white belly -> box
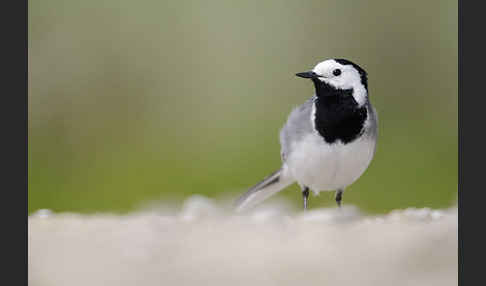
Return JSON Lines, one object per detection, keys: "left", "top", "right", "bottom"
{"left": 285, "top": 132, "right": 375, "bottom": 194}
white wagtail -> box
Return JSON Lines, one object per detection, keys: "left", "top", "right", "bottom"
{"left": 235, "top": 58, "right": 378, "bottom": 211}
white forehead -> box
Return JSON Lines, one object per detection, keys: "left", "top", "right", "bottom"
{"left": 311, "top": 59, "right": 367, "bottom": 106}
{"left": 312, "top": 59, "right": 346, "bottom": 75}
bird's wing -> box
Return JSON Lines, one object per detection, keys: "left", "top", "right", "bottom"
{"left": 367, "top": 103, "right": 378, "bottom": 139}
{"left": 279, "top": 96, "right": 315, "bottom": 163}
{"left": 366, "top": 103, "right": 379, "bottom": 156}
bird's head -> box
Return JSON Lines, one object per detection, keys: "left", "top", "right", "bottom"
{"left": 296, "top": 59, "right": 368, "bottom": 106}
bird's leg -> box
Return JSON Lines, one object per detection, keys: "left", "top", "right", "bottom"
{"left": 302, "top": 187, "right": 310, "bottom": 210}
{"left": 335, "top": 189, "right": 343, "bottom": 208}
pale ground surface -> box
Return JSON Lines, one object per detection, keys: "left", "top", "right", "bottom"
{"left": 29, "top": 196, "right": 457, "bottom": 286}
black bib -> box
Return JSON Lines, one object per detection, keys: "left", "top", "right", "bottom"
{"left": 312, "top": 80, "right": 367, "bottom": 144}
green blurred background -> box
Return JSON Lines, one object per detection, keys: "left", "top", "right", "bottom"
{"left": 28, "top": 0, "right": 457, "bottom": 214}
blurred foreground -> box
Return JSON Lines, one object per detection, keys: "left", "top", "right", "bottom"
{"left": 29, "top": 195, "right": 457, "bottom": 286}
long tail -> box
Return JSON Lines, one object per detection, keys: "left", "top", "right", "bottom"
{"left": 234, "top": 168, "right": 294, "bottom": 212}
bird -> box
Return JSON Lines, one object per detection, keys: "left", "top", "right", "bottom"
{"left": 235, "top": 58, "right": 378, "bottom": 211}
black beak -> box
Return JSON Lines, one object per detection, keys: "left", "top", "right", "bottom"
{"left": 295, "top": 71, "right": 319, "bottom": 79}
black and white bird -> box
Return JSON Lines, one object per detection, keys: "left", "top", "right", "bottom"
{"left": 235, "top": 58, "right": 378, "bottom": 211}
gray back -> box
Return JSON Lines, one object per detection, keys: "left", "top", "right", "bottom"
{"left": 279, "top": 96, "right": 315, "bottom": 162}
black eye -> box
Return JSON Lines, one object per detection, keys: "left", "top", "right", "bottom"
{"left": 333, "top": 69, "right": 342, "bottom": 76}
